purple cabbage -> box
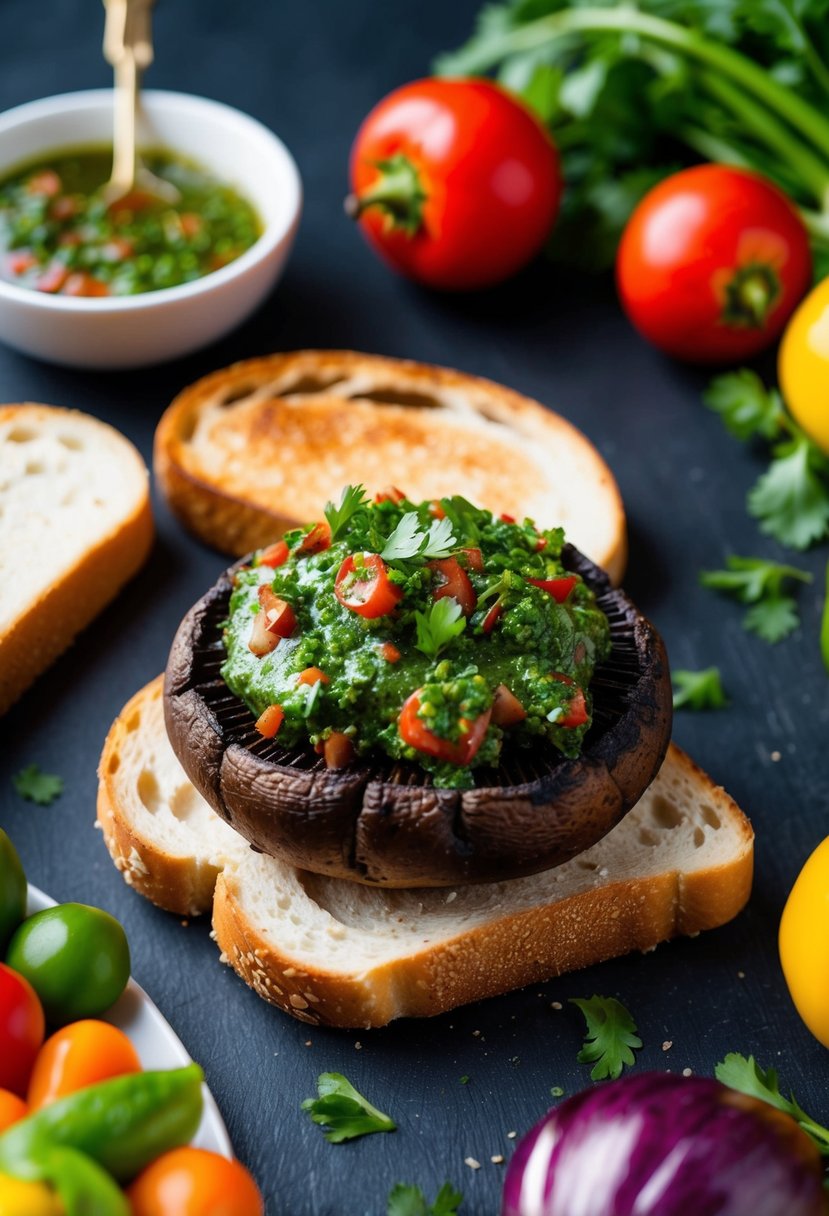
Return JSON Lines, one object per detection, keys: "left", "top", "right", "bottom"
{"left": 502, "top": 1073, "right": 826, "bottom": 1216}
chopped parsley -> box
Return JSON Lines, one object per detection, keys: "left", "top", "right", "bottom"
{"left": 672, "top": 668, "right": 729, "bottom": 711}
{"left": 703, "top": 371, "right": 786, "bottom": 443}
{"left": 324, "top": 484, "right": 369, "bottom": 541}
{"left": 301, "top": 1073, "right": 396, "bottom": 1143}
{"left": 12, "top": 764, "right": 64, "bottom": 806}
{"left": 700, "top": 556, "right": 812, "bottom": 643}
{"left": 387, "top": 1183, "right": 464, "bottom": 1216}
{"left": 715, "top": 1054, "right": 829, "bottom": 1156}
{"left": 381, "top": 513, "right": 456, "bottom": 562}
{"left": 571, "top": 995, "right": 642, "bottom": 1081}
{"left": 414, "top": 598, "right": 467, "bottom": 660}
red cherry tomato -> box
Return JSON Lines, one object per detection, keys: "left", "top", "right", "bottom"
{"left": 482, "top": 600, "right": 503, "bottom": 634}
{"left": 258, "top": 540, "right": 289, "bottom": 568}
{"left": 377, "top": 642, "right": 401, "bottom": 663}
{"left": 398, "top": 690, "right": 491, "bottom": 766}
{"left": 62, "top": 272, "right": 110, "bottom": 297}
{"left": 257, "top": 585, "right": 296, "bottom": 638}
{"left": 460, "top": 547, "right": 484, "bottom": 573}
{"left": 527, "top": 576, "right": 577, "bottom": 603}
{"left": 550, "top": 673, "right": 589, "bottom": 729}
{"left": 349, "top": 78, "right": 561, "bottom": 290}
{"left": 296, "top": 522, "right": 331, "bottom": 555}
{"left": 491, "top": 684, "right": 527, "bottom": 728}
{"left": 617, "top": 165, "right": 812, "bottom": 363}
{"left": 0, "top": 964, "right": 45, "bottom": 1096}
{"left": 428, "top": 557, "right": 476, "bottom": 616}
{"left": 335, "top": 554, "right": 403, "bottom": 618}
{"left": 128, "top": 1147, "right": 264, "bottom": 1216}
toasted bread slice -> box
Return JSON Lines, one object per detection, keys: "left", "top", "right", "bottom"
{"left": 98, "top": 678, "right": 753, "bottom": 1029}
{"left": 155, "top": 351, "right": 627, "bottom": 583}
{"left": 0, "top": 405, "right": 153, "bottom": 715}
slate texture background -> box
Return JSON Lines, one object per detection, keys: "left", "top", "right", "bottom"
{"left": 1, "top": 1, "right": 828, "bottom": 1213}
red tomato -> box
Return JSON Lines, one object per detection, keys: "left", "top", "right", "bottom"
{"left": 334, "top": 554, "right": 403, "bottom": 618}
{"left": 0, "top": 1088, "right": 28, "bottom": 1132}
{"left": 128, "top": 1147, "right": 264, "bottom": 1216}
{"left": 491, "top": 684, "right": 527, "bottom": 728}
{"left": 257, "top": 586, "right": 296, "bottom": 637}
{"left": 62, "top": 273, "right": 109, "bottom": 298}
{"left": 348, "top": 78, "right": 561, "bottom": 290}
{"left": 482, "top": 600, "right": 503, "bottom": 634}
{"left": 0, "top": 964, "right": 45, "bottom": 1097}
{"left": 617, "top": 165, "right": 812, "bottom": 363}
{"left": 398, "top": 690, "right": 491, "bottom": 766}
{"left": 258, "top": 540, "right": 289, "bottom": 568}
{"left": 296, "top": 667, "right": 329, "bottom": 686}
{"left": 527, "top": 576, "right": 577, "bottom": 603}
{"left": 35, "top": 263, "right": 69, "bottom": 294}
{"left": 254, "top": 705, "right": 284, "bottom": 739}
{"left": 460, "top": 547, "right": 484, "bottom": 573}
{"left": 374, "top": 486, "right": 406, "bottom": 504}
{"left": 27, "top": 1019, "right": 140, "bottom": 1110}
{"left": 6, "top": 250, "right": 38, "bottom": 276}
{"left": 428, "top": 557, "right": 476, "bottom": 616}
{"left": 296, "top": 522, "right": 331, "bottom": 555}
{"left": 27, "top": 170, "right": 61, "bottom": 197}
{"left": 550, "top": 673, "right": 589, "bottom": 729}
{"left": 323, "top": 732, "right": 355, "bottom": 769}
{"left": 377, "top": 642, "right": 401, "bottom": 663}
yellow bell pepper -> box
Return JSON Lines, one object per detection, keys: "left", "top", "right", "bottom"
{"left": 780, "top": 835, "right": 829, "bottom": 1048}
{"left": 779, "top": 276, "right": 829, "bottom": 455}
{"left": 0, "top": 1173, "right": 63, "bottom": 1216}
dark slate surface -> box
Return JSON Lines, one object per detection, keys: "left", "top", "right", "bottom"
{"left": 1, "top": 1, "right": 828, "bottom": 1212}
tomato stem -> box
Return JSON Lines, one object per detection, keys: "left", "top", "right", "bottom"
{"left": 345, "top": 154, "right": 427, "bottom": 236}
{"left": 721, "top": 264, "right": 780, "bottom": 329}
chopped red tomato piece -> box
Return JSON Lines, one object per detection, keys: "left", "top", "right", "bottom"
{"left": 550, "top": 673, "right": 589, "bottom": 728}
{"left": 428, "top": 557, "right": 476, "bottom": 616}
{"left": 374, "top": 486, "right": 406, "bottom": 504}
{"left": 335, "top": 553, "right": 403, "bottom": 618}
{"left": 296, "top": 522, "right": 331, "bottom": 555}
{"left": 57, "top": 231, "right": 83, "bottom": 248}
{"left": 398, "top": 689, "right": 491, "bottom": 766}
{"left": 460, "top": 547, "right": 484, "bottom": 573}
{"left": 255, "top": 705, "right": 284, "bottom": 738}
{"left": 324, "top": 732, "right": 355, "bottom": 768}
{"left": 49, "top": 196, "right": 79, "bottom": 222}
{"left": 248, "top": 612, "right": 280, "bottom": 657}
{"left": 100, "top": 237, "right": 134, "bottom": 262}
{"left": 297, "top": 667, "right": 330, "bottom": 686}
{"left": 27, "top": 170, "right": 61, "bottom": 197}
{"left": 428, "top": 500, "right": 446, "bottom": 519}
{"left": 378, "top": 642, "right": 401, "bottom": 663}
{"left": 535, "top": 535, "right": 547, "bottom": 552}
{"left": 491, "top": 684, "right": 527, "bottom": 727}
{"left": 62, "top": 273, "right": 109, "bottom": 298}
{"left": 528, "top": 576, "right": 578, "bottom": 603}
{"left": 499, "top": 512, "right": 516, "bottom": 524}
{"left": 258, "top": 585, "right": 296, "bottom": 637}
{"left": 6, "top": 250, "right": 38, "bottom": 276}
{"left": 482, "top": 601, "right": 503, "bottom": 634}
{"left": 35, "top": 263, "right": 69, "bottom": 294}
{"left": 258, "top": 540, "right": 290, "bottom": 568}
{"left": 107, "top": 190, "right": 154, "bottom": 216}
{"left": 180, "top": 212, "right": 203, "bottom": 238}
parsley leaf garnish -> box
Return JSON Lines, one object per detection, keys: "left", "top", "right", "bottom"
{"left": 381, "top": 512, "right": 457, "bottom": 561}
{"left": 571, "top": 995, "right": 642, "bottom": 1081}
{"left": 414, "top": 598, "right": 467, "bottom": 660}
{"left": 704, "top": 371, "right": 786, "bottom": 443}
{"left": 700, "top": 555, "right": 811, "bottom": 643}
{"left": 715, "top": 1054, "right": 829, "bottom": 1157}
{"left": 748, "top": 435, "right": 829, "bottom": 550}
{"left": 324, "top": 484, "right": 369, "bottom": 542}
{"left": 12, "top": 764, "right": 64, "bottom": 806}
{"left": 672, "top": 667, "right": 729, "bottom": 711}
{"left": 301, "top": 1073, "right": 396, "bottom": 1143}
{"left": 387, "top": 1182, "right": 463, "bottom": 1216}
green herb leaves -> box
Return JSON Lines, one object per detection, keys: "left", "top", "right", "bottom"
{"left": 12, "top": 764, "right": 64, "bottom": 806}
{"left": 387, "top": 1183, "right": 464, "bottom": 1216}
{"left": 571, "top": 995, "right": 642, "bottom": 1081}
{"left": 324, "top": 484, "right": 369, "bottom": 542}
{"left": 672, "top": 667, "right": 729, "bottom": 711}
{"left": 381, "top": 513, "right": 456, "bottom": 562}
{"left": 821, "top": 560, "right": 829, "bottom": 673}
{"left": 715, "top": 1053, "right": 829, "bottom": 1156}
{"left": 700, "top": 555, "right": 812, "bottom": 642}
{"left": 703, "top": 370, "right": 785, "bottom": 443}
{"left": 301, "top": 1073, "right": 396, "bottom": 1143}
{"left": 414, "top": 598, "right": 467, "bottom": 660}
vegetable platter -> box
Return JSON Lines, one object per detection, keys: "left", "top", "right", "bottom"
{"left": 2, "top": 0, "right": 829, "bottom": 1213}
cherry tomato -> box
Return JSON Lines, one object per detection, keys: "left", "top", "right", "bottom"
{"left": 257, "top": 540, "right": 289, "bottom": 568}
{"left": 491, "top": 684, "right": 527, "bottom": 728}
{"left": 0, "top": 964, "right": 45, "bottom": 1096}
{"left": 550, "top": 673, "right": 589, "bottom": 729}
{"left": 61, "top": 273, "right": 109, "bottom": 297}
{"left": 617, "top": 166, "right": 811, "bottom": 363}
{"left": 27, "top": 1019, "right": 140, "bottom": 1110}
{"left": 399, "top": 690, "right": 491, "bottom": 766}
{"left": 377, "top": 642, "right": 401, "bottom": 663}
{"left": 257, "top": 585, "right": 296, "bottom": 637}
{"left": 527, "top": 576, "right": 577, "bottom": 602}
{"left": 295, "top": 522, "right": 330, "bottom": 555}
{"left": 335, "top": 554, "right": 403, "bottom": 618}
{"left": 779, "top": 277, "right": 829, "bottom": 455}
{"left": 482, "top": 600, "right": 503, "bottom": 634}
{"left": 348, "top": 78, "right": 561, "bottom": 290}
{"left": 0, "top": 1089, "right": 28, "bottom": 1132}
{"left": 428, "top": 557, "right": 476, "bottom": 616}
{"left": 374, "top": 486, "right": 406, "bottom": 504}
{"left": 460, "top": 547, "right": 484, "bottom": 573}
{"left": 128, "top": 1147, "right": 264, "bottom": 1216}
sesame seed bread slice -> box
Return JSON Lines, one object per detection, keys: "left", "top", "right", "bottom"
{"left": 154, "top": 351, "right": 627, "bottom": 584}
{"left": 98, "top": 677, "right": 753, "bottom": 1029}
{"left": 0, "top": 405, "right": 153, "bottom": 715}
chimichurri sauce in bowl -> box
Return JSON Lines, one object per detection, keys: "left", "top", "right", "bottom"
{"left": 0, "top": 147, "right": 261, "bottom": 297}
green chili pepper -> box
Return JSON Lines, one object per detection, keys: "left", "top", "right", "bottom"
{"left": 6, "top": 1145, "right": 129, "bottom": 1216}
{"left": 821, "top": 560, "right": 829, "bottom": 675}
{"left": 0, "top": 1065, "right": 203, "bottom": 1183}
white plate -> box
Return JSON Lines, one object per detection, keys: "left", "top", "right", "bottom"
{"left": 26, "top": 885, "right": 232, "bottom": 1157}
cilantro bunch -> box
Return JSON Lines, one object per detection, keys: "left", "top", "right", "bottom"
{"left": 437, "top": 1, "right": 829, "bottom": 272}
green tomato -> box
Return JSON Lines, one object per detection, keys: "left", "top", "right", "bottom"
{"left": 0, "top": 830, "right": 27, "bottom": 955}
{"left": 6, "top": 904, "right": 130, "bottom": 1026}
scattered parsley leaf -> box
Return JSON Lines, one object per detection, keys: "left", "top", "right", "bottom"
{"left": 324, "top": 484, "right": 369, "bottom": 542}
{"left": 550, "top": 1085, "right": 565, "bottom": 1097}
{"left": 381, "top": 512, "right": 424, "bottom": 560}
{"left": 459, "top": 1075, "right": 470, "bottom": 1085}
{"left": 301, "top": 1073, "right": 396, "bottom": 1143}
{"left": 414, "top": 598, "right": 467, "bottom": 660}
{"left": 821, "top": 560, "right": 829, "bottom": 674}
{"left": 703, "top": 371, "right": 786, "bottom": 442}
{"left": 743, "top": 595, "right": 800, "bottom": 643}
{"left": 422, "top": 515, "right": 457, "bottom": 559}
{"left": 387, "top": 1182, "right": 463, "bottom": 1216}
{"left": 571, "top": 995, "right": 642, "bottom": 1081}
{"left": 700, "top": 555, "right": 811, "bottom": 643}
{"left": 715, "top": 1053, "right": 829, "bottom": 1156}
{"left": 672, "top": 667, "right": 729, "bottom": 711}
{"left": 748, "top": 436, "right": 829, "bottom": 550}
{"left": 12, "top": 764, "right": 64, "bottom": 806}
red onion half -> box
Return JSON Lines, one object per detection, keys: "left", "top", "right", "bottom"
{"left": 502, "top": 1073, "right": 826, "bottom": 1216}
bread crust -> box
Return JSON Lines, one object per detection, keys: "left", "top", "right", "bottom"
{"left": 0, "top": 405, "right": 153, "bottom": 715}
{"left": 154, "top": 350, "right": 628, "bottom": 584}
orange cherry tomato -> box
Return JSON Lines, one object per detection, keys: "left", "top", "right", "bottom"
{"left": 0, "top": 963, "right": 45, "bottom": 1096}
{"left": 398, "top": 689, "right": 491, "bottom": 766}
{"left": 297, "top": 666, "right": 330, "bottom": 686}
{"left": 128, "top": 1147, "right": 264, "bottom": 1216}
{"left": 27, "top": 1019, "right": 140, "bottom": 1110}
{"left": 0, "top": 1088, "right": 28, "bottom": 1131}
{"left": 335, "top": 553, "right": 403, "bottom": 618}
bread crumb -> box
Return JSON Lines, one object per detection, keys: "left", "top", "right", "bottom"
{"left": 491, "top": 1155, "right": 504, "bottom": 1165}
{"left": 551, "top": 1001, "right": 563, "bottom": 1011}
{"left": 682, "top": 1068, "right": 692, "bottom": 1077}
{"left": 472, "top": 1029, "right": 481, "bottom": 1037}
{"left": 507, "top": 1132, "right": 517, "bottom": 1140}
{"left": 305, "top": 1040, "right": 312, "bottom": 1047}
{"left": 464, "top": 1158, "right": 481, "bottom": 1171}
{"left": 446, "top": 891, "right": 457, "bottom": 903}
{"left": 662, "top": 1041, "right": 672, "bottom": 1051}
{"left": 180, "top": 920, "right": 189, "bottom": 927}
{"left": 737, "top": 970, "right": 746, "bottom": 979}
{"left": 770, "top": 750, "right": 781, "bottom": 762}
{"left": 355, "top": 1041, "right": 362, "bottom": 1050}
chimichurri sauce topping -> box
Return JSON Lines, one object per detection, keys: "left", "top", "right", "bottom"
{"left": 0, "top": 148, "right": 260, "bottom": 297}
{"left": 221, "top": 488, "right": 612, "bottom": 790}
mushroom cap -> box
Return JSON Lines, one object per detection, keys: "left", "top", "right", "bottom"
{"left": 164, "top": 546, "right": 672, "bottom": 887}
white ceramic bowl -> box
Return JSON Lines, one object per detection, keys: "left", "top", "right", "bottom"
{"left": 0, "top": 90, "right": 302, "bottom": 368}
